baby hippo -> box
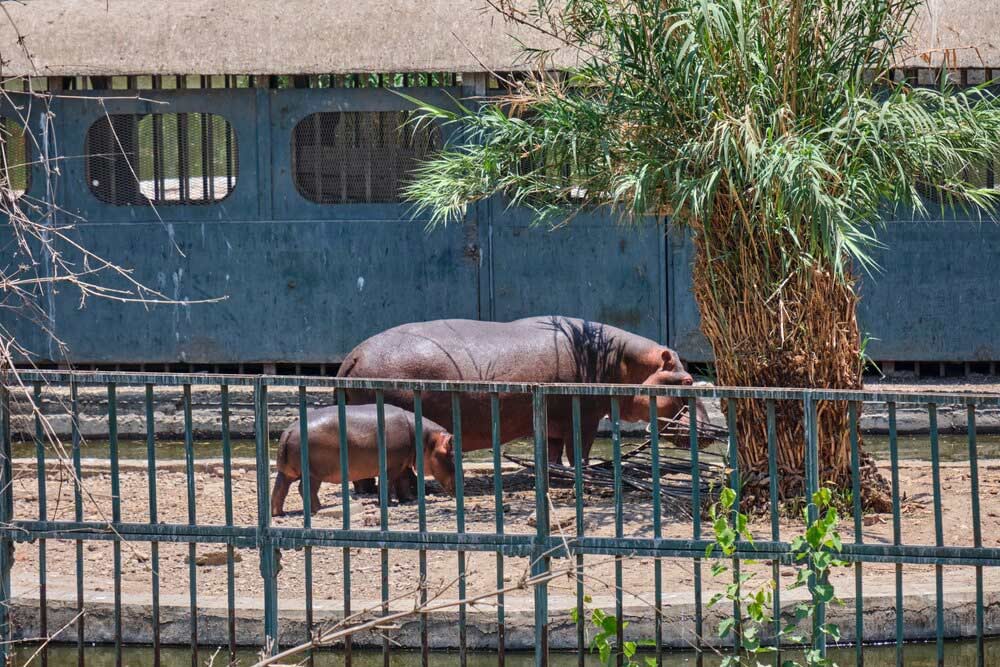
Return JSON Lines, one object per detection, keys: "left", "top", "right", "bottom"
{"left": 270, "top": 404, "right": 455, "bottom": 517}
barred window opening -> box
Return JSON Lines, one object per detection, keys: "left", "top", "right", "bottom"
{"left": 0, "top": 117, "right": 30, "bottom": 201}
{"left": 292, "top": 111, "right": 442, "bottom": 204}
{"left": 85, "top": 112, "right": 238, "bottom": 206}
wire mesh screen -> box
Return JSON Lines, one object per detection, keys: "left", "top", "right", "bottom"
{"left": 292, "top": 111, "right": 442, "bottom": 204}
{"left": 0, "top": 116, "right": 30, "bottom": 200}
{"left": 85, "top": 113, "right": 239, "bottom": 206}
{"left": 915, "top": 160, "right": 996, "bottom": 204}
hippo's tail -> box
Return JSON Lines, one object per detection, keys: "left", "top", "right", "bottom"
{"left": 336, "top": 353, "right": 363, "bottom": 404}
{"left": 337, "top": 354, "right": 360, "bottom": 379}
{"left": 275, "top": 426, "right": 293, "bottom": 471}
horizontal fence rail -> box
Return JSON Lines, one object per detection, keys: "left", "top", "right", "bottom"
{"left": 0, "top": 370, "right": 997, "bottom": 667}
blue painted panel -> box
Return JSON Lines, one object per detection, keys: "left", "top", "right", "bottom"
{"left": 269, "top": 87, "right": 463, "bottom": 221}
{"left": 41, "top": 218, "right": 479, "bottom": 364}
{"left": 0, "top": 93, "right": 60, "bottom": 361}
{"left": 489, "top": 202, "right": 666, "bottom": 342}
{"left": 4, "top": 87, "right": 482, "bottom": 365}
{"left": 53, "top": 90, "right": 261, "bottom": 224}
{"left": 667, "top": 220, "right": 1000, "bottom": 362}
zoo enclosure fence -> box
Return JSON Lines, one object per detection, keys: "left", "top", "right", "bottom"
{"left": 0, "top": 371, "right": 997, "bottom": 667}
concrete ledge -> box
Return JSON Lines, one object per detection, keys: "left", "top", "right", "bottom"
{"left": 10, "top": 580, "right": 1000, "bottom": 649}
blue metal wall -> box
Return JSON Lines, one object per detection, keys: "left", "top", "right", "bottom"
{"left": 667, "top": 218, "right": 1000, "bottom": 362}
{"left": 2, "top": 87, "right": 998, "bottom": 365}
{"left": 1, "top": 87, "right": 664, "bottom": 365}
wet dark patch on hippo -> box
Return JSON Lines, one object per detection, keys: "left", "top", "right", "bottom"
{"left": 537, "top": 317, "right": 627, "bottom": 383}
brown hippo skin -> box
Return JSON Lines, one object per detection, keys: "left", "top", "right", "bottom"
{"left": 270, "top": 404, "right": 455, "bottom": 517}
{"left": 338, "top": 316, "right": 705, "bottom": 472}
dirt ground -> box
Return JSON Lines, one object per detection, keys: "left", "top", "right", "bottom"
{"left": 9, "top": 455, "right": 1000, "bottom": 610}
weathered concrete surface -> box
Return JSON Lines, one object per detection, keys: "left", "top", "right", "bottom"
{"left": 8, "top": 382, "right": 1000, "bottom": 443}
{"left": 9, "top": 580, "right": 1000, "bottom": 649}
{"left": 0, "top": 0, "right": 994, "bottom": 77}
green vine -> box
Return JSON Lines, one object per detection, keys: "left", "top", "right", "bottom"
{"left": 573, "top": 485, "right": 846, "bottom": 666}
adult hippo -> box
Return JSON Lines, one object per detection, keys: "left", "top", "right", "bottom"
{"left": 337, "top": 316, "right": 706, "bottom": 473}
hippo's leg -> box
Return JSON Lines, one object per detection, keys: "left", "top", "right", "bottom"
{"left": 298, "top": 476, "right": 322, "bottom": 514}
{"left": 576, "top": 414, "right": 603, "bottom": 465}
{"left": 271, "top": 470, "right": 294, "bottom": 517}
{"left": 353, "top": 478, "right": 378, "bottom": 495}
{"left": 547, "top": 437, "right": 565, "bottom": 466}
{"left": 392, "top": 468, "right": 418, "bottom": 503}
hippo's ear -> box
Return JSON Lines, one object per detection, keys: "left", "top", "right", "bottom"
{"left": 660, "top": 349, "right": 675, "bottom": 370}
{"left": 432, "top": 432, "right": 454, "bottom": 455}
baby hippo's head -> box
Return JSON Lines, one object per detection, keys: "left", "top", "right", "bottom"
{"left": 423, "top": 429, "right": 456, "bottom": 495}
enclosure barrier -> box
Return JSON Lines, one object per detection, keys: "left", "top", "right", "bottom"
{"left": 0, "top": 371, "right": 998, "bottom": 667}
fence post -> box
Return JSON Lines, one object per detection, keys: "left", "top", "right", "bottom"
{"left": 0, "top": 386, "right": 11, "bottom": 667}
{"left": 254, "top": 379, "right": 279, "bottom": 652}
{"left": 531, "top": 386, "right": 549, "bottom": 667}
{"left": 803, "top": 393, "right": 825, "bottom": 657}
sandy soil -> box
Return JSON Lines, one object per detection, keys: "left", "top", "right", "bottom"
{"left": 9, "top": 456, "right": 1000, "bottom": 609}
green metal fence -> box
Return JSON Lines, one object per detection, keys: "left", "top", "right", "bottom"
{"left": 0, "top": 371, "right": 998, "bottom": 667}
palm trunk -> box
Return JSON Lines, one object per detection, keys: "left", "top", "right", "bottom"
{"left": 690, "top": 201, "right": 889, "bottom": 508}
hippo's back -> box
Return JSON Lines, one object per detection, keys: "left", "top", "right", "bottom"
{"left": 339, "top": 316, "right": 643, "bottom": 384}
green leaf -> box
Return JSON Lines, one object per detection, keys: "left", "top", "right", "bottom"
{"left": 601, "top": 615, "right": 619, "bottom": 634}
{"left": 814, "top": 582, "right": 835, "bottom": 603}
{"left": 821, "top": 623, "right": 842, "bottom": 641}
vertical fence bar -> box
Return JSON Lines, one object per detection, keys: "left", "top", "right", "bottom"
{"left": 255, "top": 380, "right": 279, "bottom": 653}
{"left": 107, "top": 382, "right": 123, "bottom": 667}
{"left": 849, "top": 401, "right": 863, "bottom": 666}
{"left": 649, "top": 397, "right": 663, "bottom": 665}
{"left": 928, "top": 403, "right": 944, "bottom": 667}
{"left": 221, "top": 385, "right": 236, "bottom": 666}
{"left": 336, "top": 387, "right": 352, "bottom": 667}
{"left": 888, "top": 402, "right": 903, "bottom": 667}
{"left": 688, "top": 397, "right": 703, "bottom": 667}
{"left": 804, "top": 395, "right": 824, "bottom": 658}
{"left": 73, "top": 382, "right": 85, "bottom": 667}
{"left": 375, "top": 390, "right": 390, "bottom": 667}
{"left": 298, "top": 386, "right": 314, "bottom": 666}
{"left": 611, "top": 398, "right": 624, "bottom": 667}
{"left": 531, "top": 387, "right": 549, "bottom": 667}
{"left": 33, "top": 382, "right": 48, "bottom": 667}
{"left": 0, "top": 387, "right": 12, "bottom": 667}
{"left": 726, "top": 398, "right": 741, "bottom": 648}
{"left": 766, "top": 400, "right": 780, "bottom": 656}
{"left": 491, "top": 393, "right": 506, "bottom": 667}
{"left": 145, "top": 384, "right": 161, "bottom": 667}
{"left": 183, "top": 384, "right": 198, "bottom": 667}
{"left": 452, "top": 392, "right": 468, "bottom": 667}
{"left": 571, "top": 396, "right": 584, "bottom": 667}
{"left": 414, "top": 392, "right": 429, "bottom": 667}
{"left": 967, "top": 405, "right": 984, "bottom": 667}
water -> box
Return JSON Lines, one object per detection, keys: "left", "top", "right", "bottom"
{"left": 16, "top": 432, "right": 1000, "bottom": 462}
{"left": 10, "top": 640, "right": 1000, "bottom": 667}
